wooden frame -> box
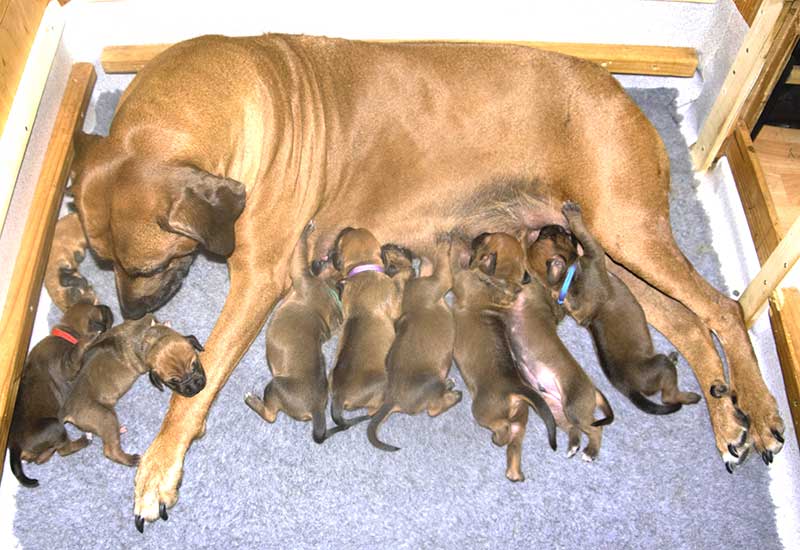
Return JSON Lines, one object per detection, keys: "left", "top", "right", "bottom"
{"left": 101, "top": 41, "right": 699, "bottom": 77}
{"left": 0, "top": 63, "right": 96, "bottom": 481}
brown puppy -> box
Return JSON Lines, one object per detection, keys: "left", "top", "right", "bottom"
{"left": 452, "top": 238, "right": 557, "bottom": 481}
{"left": 61, "top": 316, "right": 206, "bottom": 467}
{"left": 68, "top": 35, "right": 780, "bottom": 522}
{"left": 367, "top": 241, "right": 462, "bottom": 452}
{"left": 529, "top": 202, "right": 701, "bottom": 415}
{"left": 245, "top": 222, "right": 344, "bottom": 443}
{"left": 8, "top": 302, "right": 113, "bottom": 487}
{"left": 328, "top": 228, "right": 410, "bottom": 428}
{"left": 475, "top": 232, "right": 613, "bottom": 462}
{"left": 45, "top": 213, "right": 97, "bottom": 311}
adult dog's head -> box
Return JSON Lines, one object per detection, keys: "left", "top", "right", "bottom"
{"left": 70, "top": 132, "right": 246, "bottom": 319}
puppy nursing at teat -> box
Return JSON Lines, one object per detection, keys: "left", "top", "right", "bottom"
{"left": 528, "top": 202, "right": 701, "bottom": 415}
{"left": 328, "top": 228, "right": 413, "bottom": 429}
{"left": 367, "top": 240, "right": 462, "bottom": 452}
{"left": 245, "top": 222, "right": 346, "bottom": 443}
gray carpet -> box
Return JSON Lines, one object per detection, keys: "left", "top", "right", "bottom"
{"left": 12, "top": 87, "right": 780, "bottom": 549}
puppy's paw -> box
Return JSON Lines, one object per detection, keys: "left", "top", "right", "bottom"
{"left": 562, "top": 201, "right": 582, "bottom": 218}
{"left": 303, "top": 220, "right": 316, "bottom": 237}
{"left": 566, "top": 445, "right": 579, "bottom": 459}
{"left": 505, "top": 468, "right": 525, "bottom": 482}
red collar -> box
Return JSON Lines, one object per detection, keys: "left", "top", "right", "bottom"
{"left": 51, "top": 328, "right": 78, "bottom": 345}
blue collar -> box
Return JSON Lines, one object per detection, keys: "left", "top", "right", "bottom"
{"left": 557, "top": 263, "right": 578, "bottom": 305}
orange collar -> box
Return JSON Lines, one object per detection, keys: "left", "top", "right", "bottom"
{"left": 51, "top": 328, "right": 78, "bottom": 345}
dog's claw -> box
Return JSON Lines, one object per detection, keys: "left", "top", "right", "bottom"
{"left": 159, "top": 503, "right": 168, "bottom": 521}
{"left": 725, "top": 462, "right": 734, "bottom": 474}
{"left": 135, "top": 515, "right": 144, "bottom": 533}
{"left": 772, "top": 429, "right": 785, "bottom": 444}
{"left": 761, "top": 450, "right": 773, "bottom": 465}
{"left": 728, "top": 443, "right": 739, "bottom": 458}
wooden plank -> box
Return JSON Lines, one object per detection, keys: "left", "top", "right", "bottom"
{"left": 740, "top": 216, "right": 800, "bottom": 326}
{"left": 787, "top": 65, "right": 800, "bottom": 84}
{"left": 691, "top": 0, "right": 784, "bottom": 171}
{"left": 0, "top": 0, "right": 65, "bottom": 234}
{"left": 0, "top": 0, "right": 49, "bottom": 137}
{"left": 0, "top": 63, "right": 96, "bottom": 483}
{"left": 752, "top": 125, "right": 800, "bottom": 235}
{"left": 724, "top": 120, "right": 783, "bottom": 263}
{"left": 740, "top": 0, "right": 800, "bottom": 130}
{"left": 735, "top": 0, "right": 766, "bottom": 25}
{"left": 769, "top": 287, "right": 800, "bottom": 447}
{"left": 101, "top": 41, "right": 699, "bottom": 77}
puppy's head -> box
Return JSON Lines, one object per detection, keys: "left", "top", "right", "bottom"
{"left": 469, "top": 232, "right": 526, "bottom": 284}
{"left": 59, "top": 302, "right": 114, "bottom": 339}
{"left": 380, "top": 244, "right": 415, "bottom": 278}
{"left": 70, "top": 132, "right": 246, "bottom": 320}
{"left": 328, "top": 227, "right": 383, "bottom": 275}
{"left": 142, "top": 325, "right": 206, "bottom": 397}
{"left": 527, "top": 225, "right": 602, "bottom": 323}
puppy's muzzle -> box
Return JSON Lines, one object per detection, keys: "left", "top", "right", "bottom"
{"left": 166, "top": 362, "right": 207, "bottom": 397}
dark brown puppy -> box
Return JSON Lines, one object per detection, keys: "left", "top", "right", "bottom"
{"left": 245, "top": 222, "right": 344, "bottom": 443}
{"left": 452, "top": 241, "right": 557, "bottom": 482}
{"left": 529, "top": 202, "right": 701, "bottom": 415}
{"left": 367, "top": 241, "right": 462, "bottom": 452}
{"left": 328, "top": 228, "right": 410, "bottom": 428}
{"left": 8, "top": 302, "right": 113, "bottom": 487}
{"left": 45, "top": 213, "right": 97, "bottom": 311}
{"left": 475, "top": 232, "right": 613, "bottom": 462}
{"left": 61, "top": 316, "right": 206, "bottom": 466}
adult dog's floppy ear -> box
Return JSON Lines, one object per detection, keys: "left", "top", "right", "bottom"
{"left": 149, "top": 370, "right": 164, "bottom": 392}
{"left": 186, "top": 334, "right": 205, "bottom": 352}
{"left": 166, "top": 167, "right": 246, "bottom": 257}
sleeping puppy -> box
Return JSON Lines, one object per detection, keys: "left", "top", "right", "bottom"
{"left": 245, "top": 222, "right": 345, "bottom": 443}
{"left": 452, "top": 239, "right": 557, "bottom": 481}
{"left": 60, "top": 316, "right": 206, "bottom": 466}
{"left": 8, "top": 302, "right": 113, "bottom": 487}
{"left": 528, "top": 202, "right": 701, "bottom": 414}
{"left": 328, "top": 228, "right": 411, "bottom": 428}
{"left": 367, "top": 240, "right": 462, "bottom": 452}
{"left": 45, "top": 212, "right": 97, "bottom": 311}
{"left": 473, "top": 232, "right": 613, "bottom": 462}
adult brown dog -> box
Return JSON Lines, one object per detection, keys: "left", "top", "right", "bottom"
{"left": 66, "top": 34, "right": 783, "bottom": 526}
{"left": 8, "top": 302, "right": 112, "bottom": 487}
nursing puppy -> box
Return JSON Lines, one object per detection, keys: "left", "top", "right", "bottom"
{"left": 473, "top": 232, "right": 613, "bottom": 462}
{"left": 245, "top": 222, "right": 345, "bottom": 443}
{"left": 529, "top": 202, "right": 701, "bottom": 414}
{"left": 328, "top": 228, "right": 411, "bottom": 428}
{"left": 8, "top": 302, "right": 113, "bottom": 487}
{"left": 367, "top": 240, "right": 462, "bottom": 452}
{"left": 452, "top": 241, "right": 557, "bottom": 482}
{"left": 61, "top": 316, "right": 206, "bottom": 466}
{"left": 45, "top": 213, "right": 97, "bottom": 311}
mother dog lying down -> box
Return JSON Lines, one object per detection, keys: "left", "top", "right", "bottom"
{"left": 66, "top": 33, "right": 784, "bottom": 528}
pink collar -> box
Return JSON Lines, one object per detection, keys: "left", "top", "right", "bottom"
{"left": 347, "top": 263, "right": 384, "bottom": 278}
{"left": 51, "top": 328, "right": 78, "bottom": 345}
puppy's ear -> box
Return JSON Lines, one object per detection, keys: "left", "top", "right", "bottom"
{"left": 330, "top": 228, "right": 354, "bottom": 272}
{"left": 185, "top": 335, "right": 204, "bottom": 352}
{"left": 546, "top": 256, "right": 567, "bottom": 285}
{"left": 477, "top": 252, "right": 497, "bottom": 276}
{"left": 148, "top": 370, "right": 165, "bottom": 392}
{"left": 165, "top": 167, "right": 246, "bottom": 257}
{"left": 470, "top": 232, "right": 490, "bottom": 251}
{"left": 522, "top": 271, "right": 531, "bottom": 284}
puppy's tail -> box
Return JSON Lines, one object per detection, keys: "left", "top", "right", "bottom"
{"left": 311, "top": 408, "right": 349, "bottom": 444}
{"left": 591, "top": 390, "right": 615, "bottom": 427}
{"left": 9, "top": 446, "right": 38, "bottom": 488}
{"left": 330, "top": 399, "right": 370, "bottom": 430}
{"left": 367, "top": 403, "right": 400, "bottom": 452}
{"left": 518, "top": 387, "right": 557, "bottom": 451}
{"left": 627, "top": 391, "right": 682, "bottom": 415}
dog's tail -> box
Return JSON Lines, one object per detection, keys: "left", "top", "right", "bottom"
{"left": 367, "top": 403, "right": 400, "bottom": 452}
{"left": 9, "top": 446, "right": 38, "bottom": 488}
{"left": 330, "top": 399, "right": 370, "bottom": 430}
{"left": 591, "top": 390, "right": 615, "bottom": 427}
{"left": 518, "top": 387, "right": 557, "bottom": 451}
{"left": 627, "top": 391, "right": 682, "bottom": 415}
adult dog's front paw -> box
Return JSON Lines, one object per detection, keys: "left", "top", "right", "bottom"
{"left": 707, "top": 390, "right": 752, "bottom": 473}
{"left": 133, "top": 440, "right": 185, "bottom": 533}
{"left": 733, "top": 385, "right": 785, "bottom": 465}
